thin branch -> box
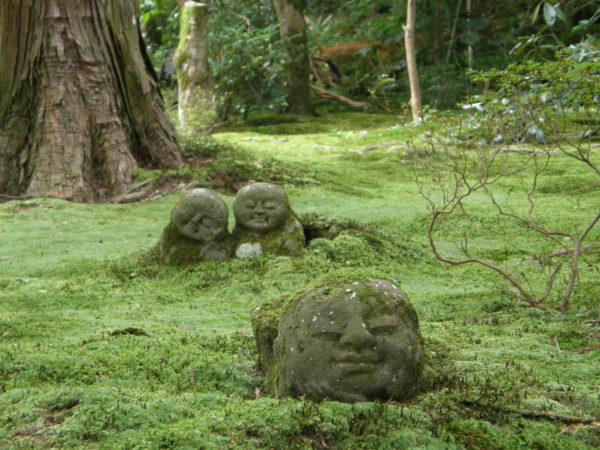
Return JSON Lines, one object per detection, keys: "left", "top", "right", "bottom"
{"left": 561, "top": 209, "right": 600, "bottom": 311}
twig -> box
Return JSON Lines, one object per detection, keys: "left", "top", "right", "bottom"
{"left": 0, "top": 257, "right": 11, "bottom": 262}
{"left": 495, "top": 147, "right": 559, "bottom": 155}
{"left": 529, "top": 245, "right": 598, "bottom": 261}
{"left": 553, "top": 336, "right": 562, "bottom": 353}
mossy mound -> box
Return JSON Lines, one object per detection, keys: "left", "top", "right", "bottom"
{"left": 300, "top": 213, "right": 426, "bottom": 265}
{"left": 233, "top": 215, "right": 305, "bottom": 258}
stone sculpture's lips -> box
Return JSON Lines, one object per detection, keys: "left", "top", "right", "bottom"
{"left": 335, "top": 353, "right": 380, "bottom": 373}
{"left": 250, "top": 217, "right": 268, "bottom": 225}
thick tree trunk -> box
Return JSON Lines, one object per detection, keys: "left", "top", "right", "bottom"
{"left": 272, "top": 0, "right": 313, "bottom": 115}
{"left": 174, "top": 1, "right": 215, "bottom": 134}
{"left": 404, "top": 0, "right": 423, "bottom": 121}
{"left": 0, "top": 0, "right": 182, "bottom": 202}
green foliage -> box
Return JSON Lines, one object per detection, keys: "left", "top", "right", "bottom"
{"left": 464, "top": 46, "right": 600, "bottom": 145}
{"left": 140, "top": 0, "right": 180, "bottom": 69}
{"left": 512, "top": 1, "right": 600, "bottom": 60}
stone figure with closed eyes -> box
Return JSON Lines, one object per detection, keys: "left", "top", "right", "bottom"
{"left": 269, "top": 278, "right": 424, "bottom": 402}
{"left": 157, "top": 188, "right": 233, "bottom": 265}
{"left": 233, "top": 182, "right": 305, "bottom": 258}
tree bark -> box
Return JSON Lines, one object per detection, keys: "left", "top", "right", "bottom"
{"left": 174, "top": 1, "right": 215, "bottom": 134}
{"left": 272, "top": 0, "right": 313, "bottom": 115}
{"left": 404, "top": 0, "right": 423, "bottom": 120}
{"left": 0, "top": 0, "right": 182, "bottom": 202}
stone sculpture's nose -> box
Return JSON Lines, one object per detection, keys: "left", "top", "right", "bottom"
{"left": 340, "top": 324, "right": 375, "bottom": 349}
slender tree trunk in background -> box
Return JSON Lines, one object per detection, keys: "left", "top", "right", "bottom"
{"left": 466, "top": 0, "right": 473, "bottom": 69}
{"left": 0, "top": 0, "right": 182, "bottom": 202}
{"left": 446, "top": 0, "right": 462, "bottom": 64}
{"left": 404, "top": 0, "right": 423, "bottom": 120}
{"left": 428, "top": 0, "right": 445, "bottom": 106}
{"left": 272, "top": 0, "right": 313, "bottom": 115}
{"left": 174, "top": 1, "right": 216, "bottom": 134}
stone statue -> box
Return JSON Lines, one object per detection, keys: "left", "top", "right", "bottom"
{"left": 233, "top": 182, "right": 305, "bottom": 257}
{"left": 257, "top": 278, "right": 424, "bottom": 402}
{"left": 158, "top": 188, "right": 233, "bottom": 264}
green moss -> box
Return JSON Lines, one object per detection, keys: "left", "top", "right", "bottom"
{"left": 157, "top": 221, "right": 233, "bottom": 265}
{"left": 0, "top": 112, "right": 598, "bottom": 447}
{"left": 233, "top": 215, "right": 305, "bottom": 257}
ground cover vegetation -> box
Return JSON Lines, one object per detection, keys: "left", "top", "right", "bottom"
{"left": 1, "top": 108, "right": 599, "bottom": 446}
{"left": 1, "top": 0, "right": 599, "bottom": 448}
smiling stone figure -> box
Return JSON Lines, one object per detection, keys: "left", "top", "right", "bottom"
{"left": 272, "top": 278, "right": 424, "bottom": 402}
{"left": 158, "top": 188, "right": 233, "bottom": 265}
{"left": 233, "top": 182, "right": 305, "bottom": 257}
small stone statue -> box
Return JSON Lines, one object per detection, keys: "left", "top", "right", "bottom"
{"left": 261, "top": 278, "right": 424, "bottom": 402}
{"left": 158, "top": 188, "right": 233, "bottom": 265}
{"left": 233, "top": 182, "right": 304, "bottom": 257}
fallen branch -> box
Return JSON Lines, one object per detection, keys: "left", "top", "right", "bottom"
{"left": 572, "top": 344, "right": 600, "bottom": 354}
{"left": 123, "top": 178, "right": 155, "bottom": 195}
{"left": 0, "top": 194, "right": 35, "bottom": 201}
{"left": 0, "top": 257, "right": 11, "bottom": 262}
{"left": 461, "top": 400, "right": 597, "bottom": 425}
{"left": 309, "top": 84, "right": 370, "bottom": 110}
{"left": 520, "top": 409, "right": 597, "bottom": 424}
{"left": 348, "top": 142, "right": 404, "bottom": 154}
{"left": 113, "top": 190, "right": 153, "bottom": 204}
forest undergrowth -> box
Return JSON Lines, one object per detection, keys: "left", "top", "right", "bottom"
{"left": 0, "top": 112, "right": 598, "bottom": 448}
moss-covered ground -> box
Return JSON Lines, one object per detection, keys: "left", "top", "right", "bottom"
{"left": 1, "top": 112, "right": 598, "bottom": 448}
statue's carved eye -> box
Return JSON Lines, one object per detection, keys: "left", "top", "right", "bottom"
{"left": 369, "top": 325, "right": 398, "bottom": 336}
{"left": 263, "top": 201, "right": 276, "bottom": 210}
{"left": 245, "top": 200, "right": 256, "bottom": 209}
{"left": 316, "top": 330, "right": 342, "bottom": 341}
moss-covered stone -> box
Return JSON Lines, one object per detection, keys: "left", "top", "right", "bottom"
{"left": 234, "top": 215, "right": 305, "bottom": 257}
{"left": 157, "top": 189, "right": 233, "bottom": 265}
{"left": 233, "top": 183, "right": 305, "bottom": 257}
{"left": 252, "top": 269, "right": 425, "bottom": 403}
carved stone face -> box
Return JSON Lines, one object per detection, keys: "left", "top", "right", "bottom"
{"left": 276, "top": 280, "right": 423, "bottom": 402}
{"left": 172, "top": 189, "right": 228, "bottom": 243}
{"left": 234, "top": 183, "right": 290, "bottom": 234}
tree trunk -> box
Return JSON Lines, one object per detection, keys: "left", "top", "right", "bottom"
{"left": 0, "top": 0, "right": 182, "bottom": 202}
{"left": 272, "top": 0, "right": 313, "bottom": 115}
{"left": 174, "top": 1, "right": 216, "bottom": 134}
{"left": 404, "top": 0, "right": 423, "bottom": 121}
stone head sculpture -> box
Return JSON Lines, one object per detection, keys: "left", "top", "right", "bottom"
{"left": 172, "top": 188, "right": 229, "bottom": 243}
{"left": 274, "top": 279, "right": 424, "bottom": 402}
{"left": 233, "top": 183, "right": 290, "bottom": 234}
